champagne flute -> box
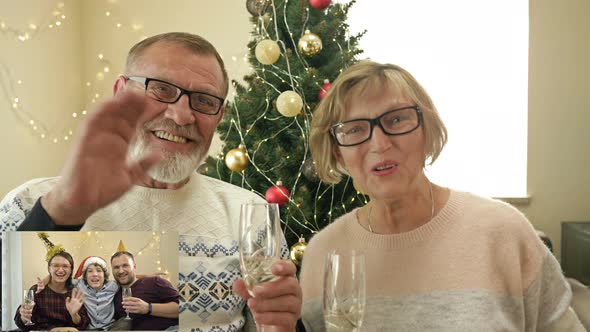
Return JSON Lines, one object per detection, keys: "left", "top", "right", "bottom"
{"left": 239, "top": 202, "right": 282, "bottom": 330}
{"left": 22, "top": 289, "right": 36, "bottom": 326}
{"left": 323, "top": 250, "right": 366, "bottom": 332}
{"left": 122, "top": 287, "right": 132, "bottom": 320}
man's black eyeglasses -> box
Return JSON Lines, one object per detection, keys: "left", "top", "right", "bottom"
{"left": 330, "top": 106, "right": 422, "bottom": 147}
{"left": 124, "top": 76, "right": 225, "bottom": 115}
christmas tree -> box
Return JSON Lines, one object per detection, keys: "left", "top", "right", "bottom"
{"left": 205, "top": 0, "right": 366, "bottom": 250}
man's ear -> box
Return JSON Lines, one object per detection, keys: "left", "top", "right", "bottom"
{"left": 216, "top": 105, "right": 225, "bottom": 125}
{"left": 113, "top": 76, "right": 127, "bottom": 96}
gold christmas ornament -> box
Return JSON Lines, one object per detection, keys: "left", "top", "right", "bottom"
{"left": 276, "top": 90, "right": 303, "bottom": 117}
{"left": 289, "top": 235, "right": 308, "bottom": 266}
{"left": 196, "top": 163, "right": 209, "bottom": 175}
{"left": 246, "top": 0, "right": 269, "bottom": 16}
{"left": 298, "top": 30, "right": 323, "bottom": 57}
{"left": 255, "top": 39, "right": 281, "bottom": 65}
{"left": 225, "top": 144, "right": 250, "bottom": 172}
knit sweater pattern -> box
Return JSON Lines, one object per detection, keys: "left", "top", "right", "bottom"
{"left": 299, "top": 190, "right": 585, "bottom": 331}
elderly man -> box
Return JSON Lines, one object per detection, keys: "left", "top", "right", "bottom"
{"left": 1, "top": 32, "right": 301, "bottom": 331}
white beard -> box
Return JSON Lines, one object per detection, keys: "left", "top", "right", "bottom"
{"left": 129, "top": 130, "right": 206, "bottom": 184}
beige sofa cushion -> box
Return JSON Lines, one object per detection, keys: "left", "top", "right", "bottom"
{"left": 569, "top": 278, "right": 590, "bottom": 330}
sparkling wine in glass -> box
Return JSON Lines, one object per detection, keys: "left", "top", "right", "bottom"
{"left": 239, "top": 202, "right": 282, "bottom": 330}
{"left": 22, "top": 289, "right": 36, "bottom": 326}
{"left": 239, "top": 203, "right": 281, "bottom": 295}
{"left": 122, "top": 287, "right": 133, "bottom": 319}
{"left": 323, "top": 250, "right": 366, "bottom": 332}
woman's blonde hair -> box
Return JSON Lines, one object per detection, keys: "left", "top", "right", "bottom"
{"left": 310, "top": 60, "right": 447, "bottom": 184}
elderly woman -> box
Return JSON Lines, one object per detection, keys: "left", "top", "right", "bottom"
{"left": 300, "top": 60, "right": 585, "bottom": 331}
{"left": 15, "top": 251, "right": 90, "bottom": 331}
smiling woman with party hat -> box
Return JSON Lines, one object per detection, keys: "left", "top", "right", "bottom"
{"left": 15, "top": 237, "right": 90, "bottom": 331}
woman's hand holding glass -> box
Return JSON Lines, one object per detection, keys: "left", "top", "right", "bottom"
{"left": 21, "top": 289, "right": 36, "bottom": 325}
{"left": 323, "top": 250, "right": 366, "bottom": 332}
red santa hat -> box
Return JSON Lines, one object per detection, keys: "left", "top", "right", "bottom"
{"left": 74, "top": 256, "right": 108, "bottom": 279}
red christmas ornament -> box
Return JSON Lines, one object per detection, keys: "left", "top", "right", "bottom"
{"left": 265, "top": 181, "right": 290, "bottom": 207}
{"left": 318, "top": 79, "right": 331, "bottom": 100}
{"left": 309, "top": 0, "right": 331, "bottom": 10}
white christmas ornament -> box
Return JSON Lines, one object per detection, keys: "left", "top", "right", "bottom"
{"left": 255, "top": 39, "right": 281, "bottom": 65}
{"left": 276, "top": 90, "right": 303, "bottom": 117}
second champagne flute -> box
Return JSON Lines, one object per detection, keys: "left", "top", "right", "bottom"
{"left": 122, "top": 287, "right": 133, "bottom": 320}
{"left": 239, "top": 202, "right": 282, "bottom": 295}
{"left": 323, "top": 250, "right": 366, "bottom": 332}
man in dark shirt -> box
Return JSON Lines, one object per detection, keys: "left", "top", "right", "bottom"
{"left": 111, "top": 251, "right": 179, "bottom": 331}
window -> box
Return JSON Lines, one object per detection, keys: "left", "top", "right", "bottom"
{"left": 344, "top": 0, "right": 528, "bottom": 198}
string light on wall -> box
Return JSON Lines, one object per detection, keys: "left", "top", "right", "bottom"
{"left": 69, "top": 231, "right": 169, "bottom": 279}
{"left": 0, "top": 2, "right": 67, "bottom": 42}
{"left": 1, "top": 0, "right": 146, "bottom": 144}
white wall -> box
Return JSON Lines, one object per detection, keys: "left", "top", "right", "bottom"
{"left": 0, "top": 0, "right": 80, "bottom": 194}
{"left": 519, "top": 0, "right": 590, "bottom": 258}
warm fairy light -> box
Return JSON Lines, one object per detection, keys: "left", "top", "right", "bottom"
{"left": 29, "top": 24, "right": 37, "bottom": 30}
{"left": 17, "top": 80, "right": 22, "bottom": 84}
{"left": 53, "top": 138, "right": 58, "bottom": 143}
{"left": 82, "top": 110, "right": 87, "bottom": 115}
{"left": 33, "top": 126, "right": 37, "bottom": 130}
{"left": 116, "top": 23, "right": 122, "bottom": 28}
{"left": 103, "top": 66, "right": 110, "bottom": 73}
{"left": 14, "top": 97, "right": 19, "bottom": 103}
{"left": 29, "top": 120, "right": 34, "bottom": 125}
{"left": 105, "top": 11, "right": 111, "bottom": 16}
{"left": 41, "top": 134, "right": 45, "bottom": 138}
{"left": 64, "top": 136, "right": 69, "bottom": 140}
{"left": 86, "top": 81, "right": 91, "bottom": 86}
{"left": 55, "top": 21, "right": 62, "bottom": 26}
{"left": 72, "top": 112, "right": 78, "bottom": 118}
{"left": 95, "top": 93, "right": 100, "bottom": 98}
{"left": 98, "top": 54, "right": 104, "bottom": 59}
